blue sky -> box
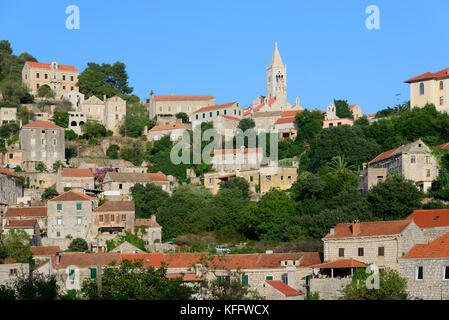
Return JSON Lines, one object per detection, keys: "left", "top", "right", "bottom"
{"left": 1, "top": 0, "right": 448, "bottom": 114}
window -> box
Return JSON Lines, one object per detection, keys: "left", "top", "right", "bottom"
{"left": 440, "top": 81, "right": 444, "bottom": 90}
{"left": 443, "top": 266, "right": 449, "bottom": 281}
{"left": 10, "top": 269, "right": 17, "bottom": 276}
{"left": 202, "top": 113, "right": 205, "bottom": 119}
{"left": 411, "top": 155, "right": 416, "bottom": 163}
{"left": 208, "top": 178, "right": 213, "bottom": 185}
{"left": 90, "top": 268, "right": 97, "bottom": 279}
{"left": 378, "top": 247, "right": 385, "bottom": 256}
{"left": 99, "top": 215, "right": 103, "bottom": 222}
{"left": 288, "top": 176, "right": 292, "bottom": 180}
{"left": 419, "top": 83, "right": 424, "bottom": 95}
{"left": 63, "top": 86, "right": 66, "bottom": 90}
{"left": 249, "top": 176, "right": 253, "bottom": 182}
{"left": 265, "top": 276, "right": 273, "bottom": 281}
{"left": 358, "top": 248, "right": 364, "bottom": 256}
{"left": 338, "top": 248, "right": 344, "bottom": 257}
{"left": 71, "top": 76, "right": 74, "bottom": 81}
{"left": 281, "top": 175, "right": 284, "bottom": 181}
{"left": 242, "top": 275, "right": 249, "bottom": 286}
{"left": 36, "top": 73, "right": 39, "bottom": 79}
{"left": 69, "top": 268, "right": 75, "bottom": 281}
{"left": 427, "top": 169, "right": 431, "bottom": 177}
{"left": 70, "top": 86, "right": 73, "bottom": 91}
{"left": 36, "top": 83, "right": 40, "bottom": 89}
{"left": 168, "top": 106, "right": 171, "bottom": 112}
{"left": 111, "top": 214, "right": 115, "bottom": 222}
{"left": 440, "top": 96, "right": 444, "bottom": 106}
{"left": 196, "top": 114, "right": 199, "bottom": 120}
{"left": 224, "top": 110, "right": 227, "bottom": 115}
{"left": 426, "top": 156, "right": 431, "bottom": 164}
{"left": 234, "top": 109, "right": 236, "bottom": 115}
{"left": 265, "top": 175, "right": 272, "bottom": 182}
{"left": 77, "top": 231, "right": 81, "bottom": 237}
{"left": 209, "top": 112, "right": 212, "bottom": 117}
{"left": 77, "top": 217, "right": 82, "bottom": 225}
{"left": 217, "top": 111, "right": 219, "bottom": 116}
{"left": 122, "top": 214, "right": 126, "bottom": 221}
{"left": 57, "top": 203, "right": 62, "bottom": 211}
{"left": 57, "top": 217, "right": 62, "bottom": 225}
{"left": 416, "top": 266, "right": 424, "bottom": 281}
{"left": 119, "top": 184, "right": 123, "bottom": 190}
{"left": 44, "top": 73, "right": 48, "bottom": 79}
{"left": 56, "top": 231, "right": 60, "bottom": 237}
{"left": 281, "top": 273, "right": 288, "bottom": 285}
{"left": 62, "top": 75, "right": 66, "bottom": 81}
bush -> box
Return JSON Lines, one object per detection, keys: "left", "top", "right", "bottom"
{"left": 106, "top": 144, "right": 120, "bottom": 159}
{"left": 88, "top": 138, "right": 99, "bottom": 146}
{"left": 65, "top": 130, "right": 78, "bottom": 141}
{"left": 68, "top": 238, "right": 89, "bottom": 252}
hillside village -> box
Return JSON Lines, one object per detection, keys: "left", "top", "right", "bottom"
{"left": 2, "top": 38, "right": 449, "bottom": 300}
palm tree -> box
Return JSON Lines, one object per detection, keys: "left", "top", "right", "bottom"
{"left": 327, "top": 155, "right": 355, "bottom": 174}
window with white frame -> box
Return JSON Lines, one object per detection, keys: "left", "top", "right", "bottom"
{"left": 416, "top": 265, "right": 424, "bottom": 281}
{"left": 443, "top": 265, "right": 449, "bottom": 281}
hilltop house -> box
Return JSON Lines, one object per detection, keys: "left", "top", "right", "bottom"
{"left": 56, "top": 167, "right": 95, "bottom": 193}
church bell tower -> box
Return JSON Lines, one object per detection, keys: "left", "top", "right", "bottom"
{"left": 266, "top": 42, "right": 287, "bottom": 104}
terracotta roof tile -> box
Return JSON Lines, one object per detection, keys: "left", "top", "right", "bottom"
{"left": 401, "top": 232, "right": 449, "bottom": 259}
{"left": 404, "top": 68, "right": 449, "bottom": 83}
{"left": 311, "top": 259, "right": 367, "bottom": 269}
{"left": 166, "top": 273, "right": 205, "bottom": 282}
{"left": 193, "top": 102, "right": 237, "bottom": 114}
{"left": 281, "top": 110, "right": 303, "bottom": 117}
{"left": 149, "top": 123, "right": 183, "bottom": 132}
{"left": 135, "top": 218, "right": 160, "bottom": 228}
{"left": 5, "top": 207, "right": 47, "bottom": 218}
{"left": 219, "top": 115, "right": 240, "bottom": 122}
{"left": 61, "top": 168, "right": 94, "bottom": 177}
{"left": 4, "top": 219, "right": 37, "bottom": 228}
{"left": 146, "top": 173, "right": 169, "bottom": 182}
{"left": 407, "top": 209, "right": 449, "bottom": 228}
{"left": 0, "top": 167, "right": 18, "bottom": 178}
{"left": 23, "top": 121, "right": 63, "bottom": 129}
{"left": 275, "top": 117, "right": 296, "bottom": 124}
{"left": 26, "top": 61, "right": 77, "bottom": 72}
{"left": 31, "top": 246, "right": 60, "bottom": 256}
{"left": 265, "top": 280, "right": 302, "bottom": 296}
{"left": 324, "top": 220, "right": 412, "bottom": 239}
{"left": 164, "top": 253, "right": 208, "bottom": 268}
{"left": 434, "top": 142, "right": 449, "bottom": 150}
{"left": 48, "top": 191, "right": 96, "bottom": 202}
{"left": 105, "top": 172, "right": 150, "bottom": 183}
{"left": 368, "top": 146, "right": 401, "bottom": 164}
{"left": 52, "top": 252, "right": 120, "bottom": 268}
{"left": 95, "top": 201, "right": 135, "bottom": 212}
{"left": 120, "top": 253, "right": 163, "bottom": 267}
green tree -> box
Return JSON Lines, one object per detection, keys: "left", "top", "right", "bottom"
{"left": 238, "top": 118, "right": 255, "bottom": 131}
{"left": 37, "top": 84, "right": 55, "bottom": 99}
{"left": 82, "top": 259, "right": 196, "bottom": 300}
{"left": 130, "top": 183, "right": 170, "bottom": 219}
{"left": 0, "top": 272, "right": 59, "bottom": 300}
{"left": 1, "top": 229, "right": 32, "bottom": 263}
{"left": 41, "top": 187, "right": 59, "bottom": 201}
{"left": 219, "top": 177, "right": 250, "bottom": 200}
{"left": 80, "top": 121, "right": 107, "bottom": 138}
{"left": 175, "top": 112, "right": 189, "bottom": 123}
{"left": 52, "top": 111, "right": 69, "bottom": 128}
{"left": 106, "top": 144, "right": 120, "bottom": 159}
{"left": 0, "top": 40, "right": 13, "bottom": 54}
{"left": 119, "top": 113, "right": 148, "bottom": 137}
{"left": 334, "top": 99, "right": 353, "bottom": 119}
{"left": 64, "top": 129, "right": 78, "bottom": 141}
{"left": 120, "top": 141, "right": 145, "bottom": 166}
{"left": 340, "top": 268, "right": 408, "bottom": 300}
{"left": 35, "top": 162, "right": 46, "bottom": 172}
{"left": 367, "top": 173, "right": 424, "bottom": 220}
{"left": 68, "top": 238, "right": 89, "bottom": 252}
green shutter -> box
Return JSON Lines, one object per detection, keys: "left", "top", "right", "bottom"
{"left": 266, "top": 276, "right": 273, "bottom": 280}
{"left": 76, "top": 203, "right": 82, "bottom": 210}
{"left": 69, "top": 268, "right": 75, "bottom": 280}
{"left": 242, "top": 275, "right": 249, "bottom": 286}
{"left": 90, "top": 268, "right": 97, "bottom": 279}
{"left": 57, "top": 203, "right": 62, "bottom": 210}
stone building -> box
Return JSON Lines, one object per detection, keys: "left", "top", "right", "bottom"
{"left": 22, "top": 60, "right": 78, "bottom": 94}
{"left": 210, "top": 147, "right": 263, "bottom": 172}
{"left": 0, "top": 143, "right": 22, "bottom": 168}
{"left": 91, "top": 200, "right": 136, "bottom": 252}
{"left": 323, "top": 220, "right": 426, "bottom": 270}
{"left": 399, "top": 231, "right": 449, "bottom": 300}
{"left": 68, "top": 111, "right": 87, "bottom": 135}
{"left": 348, "top": 104, "right": 363, "bottom": 120}
{"left": 359, "top": 139, "right": 439, "bottom": 192}
{"left": 213, "top": 115, "right": 240, "bottom": 140}
{"left": 149, "top": 94, "right": 215, "bottom": 119}
{"left": 3, "top": 206, "right": 47, "bottom": 232}
{"left": 3, "top": 219, "right": 41, "bottom": 246}
{"left": 404, "top": 67, "right": 449, "bottom": 113}
{"left": 58, "top": 90, "right": 84, "bottom": 109}
{"left": 19, "top": 121, "right": 65, "bottom": 171}
{"left": 147, "top": 119, "right": 185, "bottom": 142}
{"left": 0, "top": 167, "right": 23, "bottom": 215}
{"left": 273, "top": 109, "right": 303, "bottom": 140}
{"left": 407, "top": 209, "right": 449, "bottom": 242}
{"left": 0, "top": 107, "right": 17, "bottom": 125}
{"left": 135, "top": 216, "right": 162, "bottom": 246}
{"left": 46, "top": 191, "right": 97, "bottom": 250}
{"left": 0, "top": 263, "right": 30, "bottom": 286}
{"left": 191, "top": 102, "right": 242, "bottom": 130}
{"left": 56, "top": 167, "right": 95, "bottom": 193}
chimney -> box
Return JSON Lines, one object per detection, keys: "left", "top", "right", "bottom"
{"left": 329, "top": 226, "right": 335, "bottom": 236}
{"left": 265, "top": 250, "right": 273, "bottom": 254}
{"left": 103, "top": 95, "right": 106, "bottom": 102}
{"left": 352, "top": 220, "right": 361, "bottom": 236}
{"left": 151, "top": 214, "right": 156, "bottom": 222}
{"left": 55, "top": 251, "right": 61, "bottom": 265}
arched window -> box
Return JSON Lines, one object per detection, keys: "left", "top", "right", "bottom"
{"left": 70, "top": 121, "right": 77, "bottom": 126}
{"left": 419, "top": 83, "right": 424, "bottom": 95}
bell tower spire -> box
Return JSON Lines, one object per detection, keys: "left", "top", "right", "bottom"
{"left": 266, "top": 42, "right": 287, "bottom": 104}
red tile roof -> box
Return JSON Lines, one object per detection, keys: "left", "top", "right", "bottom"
{"left": 146, "top": 173, "right": 169, "bottom": 182}
{"left": 61, "top": 168, "right": 94, "bottom": 177}
{"left": 401, "top": 232, "right": 449, "bottom": 259}
{"left": 0, "top": 167, "right": 18, "bottom": 178}
{"left": 281, "top": 110, "right": 303, "bottom": 117}
{"left": 26, "top": 61, "right": 77, "bottom": 72}
{"left": 368, "top": 146, "right": 401, "bottom": 164}
{"left": 31, "top": 246, "right": 60, "bottom": 256}
{"left": 4, "top": 219, "right": 37, "bottom": 228}
{"left": 153, "top": 94, "right": 214, "bottom": 101}
{"left": 275, "top": 117, "right": 296, "bottom": 124}
{"left": 265, "top": 280, "right": 302, "bottom": 296}
{"left": 5, "top": 207, "right": 47, "bottom": 218}
{"left": 311, "top": 259, "right": 367, "bottom": 269}
{"left": 324, "top": 220, "right": 412, "bottom": 239}
{"left": 166, "top": 273, "right": 205, "bottom": 282}
{"left": 407, "top": 209, "right": 449, "bottom": 228}
{"left": 23, "top": 121, "right": 63, "bottom": 129}
{"left": 135, "top": 218, "right": 161, "bottom": 228}
{"left": 52, "top": 252, "right": 120, "bottom": 268}
{"left": 94, "top": 201, "right": 135, "bottom": 212}
{"left": 163, "top": 253, "right": 208, "bottom": 268}
{"left": 149, "top": 123, "right": 183, "bottom": 132}
{"left": 120, "top": 253, "right": 163, "bottom": 267}
{"left": 404, "top": 67, "right": 449, "bottom": 83}
{"left": 243, "top": 110, "right": 252, "bottom": 116}
{"left": 48, "top": 191, "right": 96, "bottom": 202}
{"left": 434, "top": 142, "right": 449, "bottom": 150}
{"left": 219, "top": 115, "right": 240, "bottom": 122}
{"left": 193, "top": 102, "right": 237, "bottom": 114}
{"left": 348, "top": 104, "right": 358, "bottom": 109}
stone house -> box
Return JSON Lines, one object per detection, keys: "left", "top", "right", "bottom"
{"left": 407, "top": 209, "right": 449, "bottom": 242}
{"left": 68, "top": 111, "right": 87, "bottom": 135}
{"left": 359, "top": 139, "right": 439, "bottom": 193}
{"left": 3, "top": 206, "right": 47, "bottom": 232}
{"left": 19, "top": 120, "right": 65, "bottom": 171}
{"left": 91, "top": 200, "right": 135, "bottom": 253}
{"left": 58, "top": 90, "right": 84, "bottom": 109}
{"left": 323, "top": 219, "right": 426, "bottom": 270}
{"left": 0, "top": 167, "right": 23, "bottom": 215}
{"left": 191, "top": 102, "right": 242, "bottom": 130}
{"left": 323, "top": 102, "right": 354, "bottom": 128}
{"left": 31, "top": 246, "right": 60, "bottom": 266}
{"left": 399, "top": 231, "right": 449, "bottom": 300}
{"left": 79, "top": 95, "right": 105, "bottom": 122}
{"left": 147, "top": 119, "right": 185, "bottom": 142}
{"left": 0, "top": 263, "right": 30, "bottom": 286}
{"left": 252, "top": 110, "right": 283, "bottom": 133}
{"left": 348, "top": 104, "right": 363, "bottom": 120}
{"left": 22, "top": 60, "right": 78, "bottom": 94}
{"left": 210, "top": 147, "right": 263, "bottom": 172}
{"left": 102, "top": 172, "right": 170, "bottom": 200}
{"left": 273, "top": 109, "right": 304, "bottom": 140}
{"left": 109, "top": 241, "right": 144, "bottom": 254}
{"left": 46, "top": 191, "right": 97, "bottom": 250}
{"left": 135, "top": 216, "right": 162, "bottom": 247}
{"left": 3, "top": 219, "right": 41, "bottom": 246}
{"left": 0, "top": 107, "right": 17, "bottom": 125}
{"left": 405, "top": 67, "right": 449, "bottom": 113}
{"left": 149, "top": 93, "right": 215, "bottom": 119}
{"left": 0, "top": 143, "right": 22, "bottom": 168}
{"left": 213, "top": 115, "right": 240, "bottom": 140}
{"left": 56, "top": 167, "right": 95, "bottom": 193}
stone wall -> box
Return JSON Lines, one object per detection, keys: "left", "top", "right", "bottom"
{"left": 309, "top": 278, "right": 351, "bottom": 300}
{"left": 422, "top": 226, "right": 449, "bottom": 243}
{"left": 16, "top": 172, "right": 57, "bottom": 189}
{"left": 0, "top": 263, "right": 30, "bottom": 286}
{"left": 41, "top": 237, "right": 72, "bottom": 251}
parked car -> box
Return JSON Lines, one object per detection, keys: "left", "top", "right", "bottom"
{"left": 177, "top": 241, "right": 191, "bottom": 247}
{"left": 167, "top": 241, "right": 175, "bottom": 246}
{"left": 215, "top": 245, "right": 230, "bottom": 253}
